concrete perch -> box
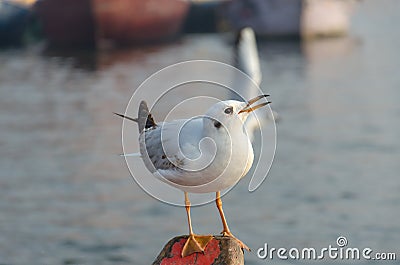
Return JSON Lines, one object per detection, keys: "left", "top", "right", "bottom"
{"left": 153, "top": 235, "right": 244, "bottom": 265}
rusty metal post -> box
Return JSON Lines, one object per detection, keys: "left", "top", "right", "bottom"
{"left": 153, "top": 235, "right": 244, "bottom": 265}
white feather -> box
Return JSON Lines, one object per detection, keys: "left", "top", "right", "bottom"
{"left": 120, "top": 153, "right": 142, "bottom": 157}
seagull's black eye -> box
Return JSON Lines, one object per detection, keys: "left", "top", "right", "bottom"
{"left": 214, "top": 121, "right": 222, "bottom": 129}
{"left": 224, "top": 106, "right": 233, "bottom": 115}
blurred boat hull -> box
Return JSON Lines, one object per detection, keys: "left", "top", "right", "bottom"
{"left": 92, "top": 0, "right": 189, "bottom": 45}
{"left": 0, "top": 0, "right": 30, "bottom": 46}
{"left": 34, "top": 0, "right": 95, "bottom": 48}
{"left": 34, "top": 0, "right": 188, "bottom": 48}
{"left": 301, "top": 0, "right": 355, "bottom": 39}
{"left": 224, "top": 0, "right": 355, "bottom": 38}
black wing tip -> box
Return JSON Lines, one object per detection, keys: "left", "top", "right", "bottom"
{"left": 145, "top": 113, "right": 157, "bottom": 130}
{"left": 113, "top": 112, "right": 138, "bottom": 123}
{"left": 113, "top": 112, "right": 123, "bottom": 117}
{"left": 138, "top": 101, "right": 157, "bottom": 132}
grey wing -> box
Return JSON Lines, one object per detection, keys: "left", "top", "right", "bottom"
{"left": 139, "top": 126, "right": 179, "bottom": 173}
{"left": 139, "top": 119, "right": 203, "bottom": 174}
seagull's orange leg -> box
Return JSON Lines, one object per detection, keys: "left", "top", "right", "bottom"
{"left": 181, "top": 192, "right": 213, "bottom": 257}
{"left": 216, "top": 191, "right": 250, "bottom": 251}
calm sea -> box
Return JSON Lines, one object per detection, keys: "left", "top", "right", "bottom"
{"left": 1, "top": 0, "right": 399, "bottom": 264}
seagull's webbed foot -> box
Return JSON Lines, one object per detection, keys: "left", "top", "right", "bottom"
{"left": 181, "top": 234, "right": 213, "bottom": 257}
{"left": 221, "top": 230, "right": 251, "bottom": 252}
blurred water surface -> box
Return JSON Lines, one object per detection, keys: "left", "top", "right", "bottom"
{"left": 1, "top": 0, "right": 400, "bottom": 264}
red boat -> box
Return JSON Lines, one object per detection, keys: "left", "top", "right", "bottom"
{"left": 34, "top": 0, "right": 189, "bottom": 48}
{"left": 34, "top": 0, "right": 95, "bottom": 47}
{"left": 93, "top": 0, "right": 189, "bottom": 45}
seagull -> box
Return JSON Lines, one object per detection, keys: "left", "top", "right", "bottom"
{"left": 234, "top": 27, "right": 262, "bottom": 88}
{"left": 231, "top": 27, "right": 279, "bottom": 141}
{"left": 115, "top": 95, "right": 270, "bottom": 257}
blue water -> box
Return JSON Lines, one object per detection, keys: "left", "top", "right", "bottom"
{"left": 1, "top": 1, "right": 399, "bottom": 264}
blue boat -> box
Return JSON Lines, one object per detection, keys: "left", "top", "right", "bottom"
{"left": 0, "top": 0, "right": 31, "bottom": 46}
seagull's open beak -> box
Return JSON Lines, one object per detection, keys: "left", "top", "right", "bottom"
{"left": 238, "top": 94, "right": 271, "bottom": 114}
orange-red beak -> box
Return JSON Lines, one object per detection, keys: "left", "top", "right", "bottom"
{"left": 238, "top": 94, "right": 271, "bottom": 114}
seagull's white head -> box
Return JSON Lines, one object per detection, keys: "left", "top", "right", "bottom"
{"left": 203, "top": 95, "right": 270, "bottom": 134}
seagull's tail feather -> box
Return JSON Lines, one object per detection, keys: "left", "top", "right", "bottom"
{"left": 138, "top": 101, "right": 157, "bottom": 133}
{"left": 113, "top": 112, "right": 138, "bottom": 123}
{"left": 114, "top": 101, "right": 157, "bottom": 133}
{"left": 234, "top": 27, "right": 262, "bottom": 86}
